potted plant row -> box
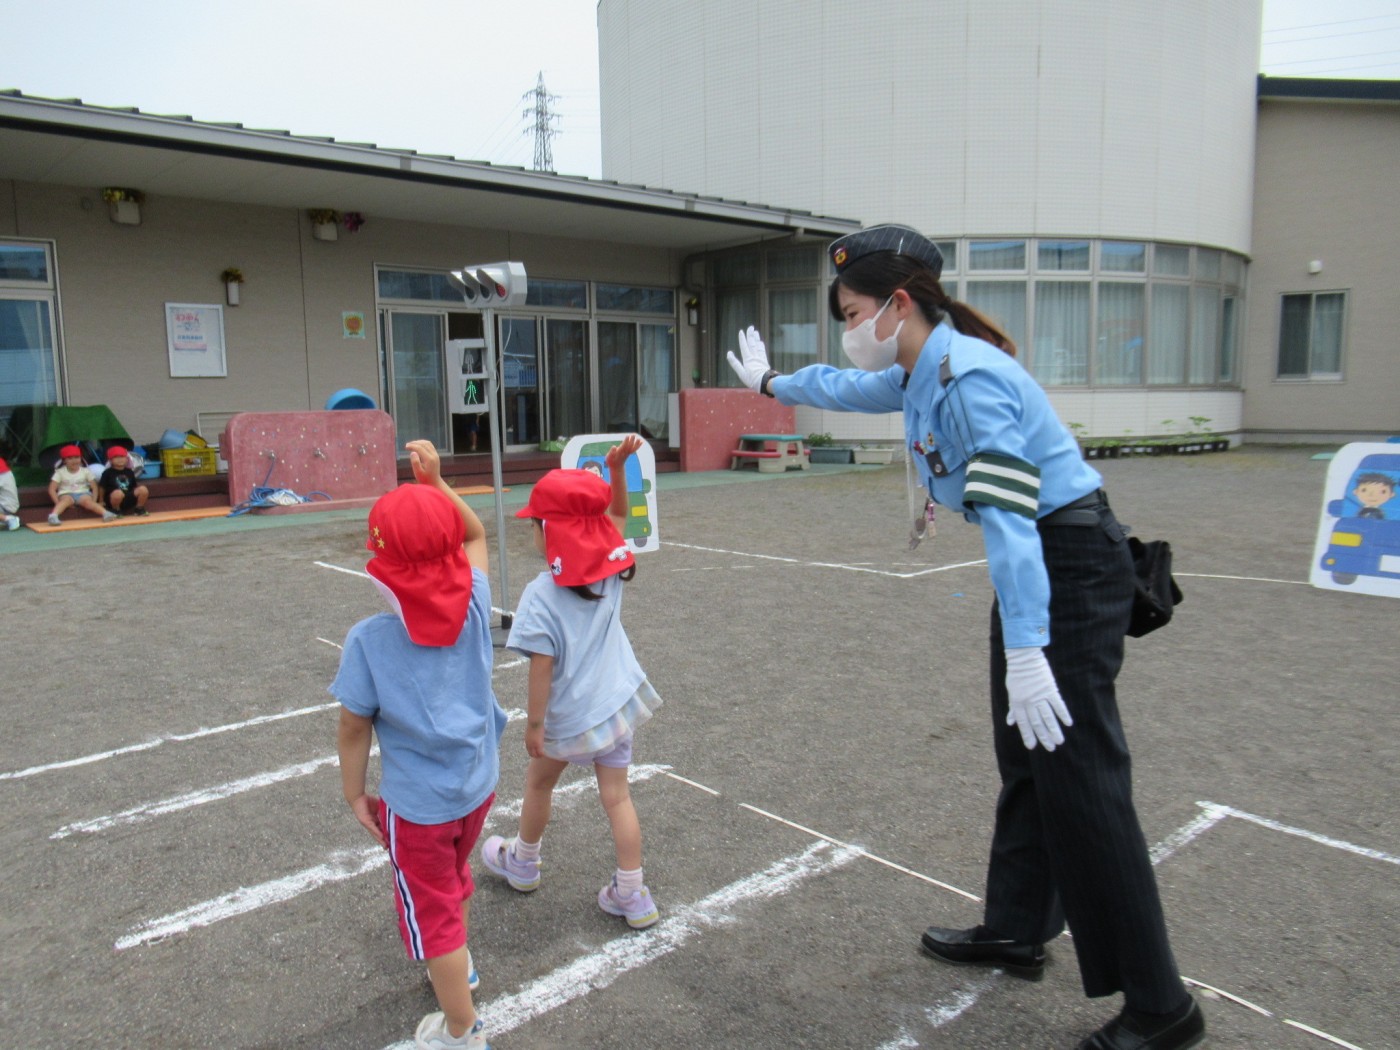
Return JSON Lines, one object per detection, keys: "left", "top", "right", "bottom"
{"left": 806, "top": 433, "right": 854, "bottom": 464}
{"left": 1071, "top": 419, "right": 1229, "bottom": 460}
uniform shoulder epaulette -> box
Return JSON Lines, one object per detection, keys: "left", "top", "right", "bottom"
{"left": 939, "top": 353, "right": 955, "bottom": 388}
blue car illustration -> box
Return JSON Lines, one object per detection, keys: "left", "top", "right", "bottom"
{"left": 1319, "top": 452, "right": 1400, "bottom": 585}
{"left": 576, "top": 441, "right": 653, "bottom": 547}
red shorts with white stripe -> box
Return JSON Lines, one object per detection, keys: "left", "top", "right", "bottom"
{"left": 381, "top": 794, "right": 494, "bottom": 960}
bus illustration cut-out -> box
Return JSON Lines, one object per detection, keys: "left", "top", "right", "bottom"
{"left": 1311, "top": 443, "right": 1400, "bottom": 599}
{"left": 562, "top": 434, "right": 659, "bottom": 553}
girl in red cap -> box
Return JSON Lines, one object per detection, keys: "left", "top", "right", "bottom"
{"left": 47, "top": 444, "right": 114, "bottom": 525}
{"left": 480, "top": 434, "right": 664, "bottom": 929}
{"left": 333, "top": 440, "right": 505, "bottom": 1050}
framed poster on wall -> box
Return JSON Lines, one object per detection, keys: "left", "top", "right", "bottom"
{"left": 165, "top": 302, "right": 227, "bottom": 377}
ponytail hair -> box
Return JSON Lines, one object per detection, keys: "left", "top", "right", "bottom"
{"left": 565, "top": 563, "right": 636, "bottom": 602}
{"left": 828, "top": 252, "right": 1017, "bottom": 357}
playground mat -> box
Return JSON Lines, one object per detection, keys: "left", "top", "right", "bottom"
{"left": 25, "top": 507, "right": 234, "bottom": 533}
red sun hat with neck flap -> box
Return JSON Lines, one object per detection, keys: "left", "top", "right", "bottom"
{"left": 365, "top": 484, "right": 473, "bottom": 646}
{"left": 515, "top": 468, "right": 634, "bottom": 587}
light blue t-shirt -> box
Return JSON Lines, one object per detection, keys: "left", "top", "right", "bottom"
{"left": 330, "top": 567, "right": 505, "bottom": 825}
{"left": 506, "top": 570, "right": 645, "bottom": 741}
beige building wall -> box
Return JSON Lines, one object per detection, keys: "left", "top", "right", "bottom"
{"left": 2, "top": 179, "right": 688, "bottom": 444}
{"left": 600, "top": 0, "right": 1260, "bottom": 251}
{"left": 1245, "top": 101, "right": 1400, "bottom": 440}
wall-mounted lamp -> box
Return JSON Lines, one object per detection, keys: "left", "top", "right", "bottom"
{"left": 221, "top": 267, "right": 245, "bottom": 306}
{"left": 685, "top": 296, "right": 700, "bottom": 326}
{"left": 307, "top": 208, "right": 340, "bottom": 241}
{"left": 1307, "top": 259, "right": 1323, "bottom": 275}
{"left": 102, "top": 187, "right": 144, "bottom": 225}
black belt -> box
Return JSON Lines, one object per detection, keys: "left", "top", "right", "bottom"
{"left": 1039, "top": 489, "right": 1108, "bottom": 527}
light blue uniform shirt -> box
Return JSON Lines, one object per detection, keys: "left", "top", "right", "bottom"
{"left": 507, "top": 571, "right": 645, "bottom": 740}
{"left": 331, "top": 567, "right": 506, "bottom": 825}
{"left": 772, "top": 323, "right": 1102, "bottom": 648}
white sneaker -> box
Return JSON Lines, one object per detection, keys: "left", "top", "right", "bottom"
{"left": 4, "top": 515, "right": 18, "bottom": 531}
{"left": 102, "top": 510, "right": 117, "bottom": 522}
{"left": 414, "top": 1012, "right": 489, "bottom": 1049}
{"left": 46, "top": 513, "right": 61, "bottom": 526}
{"left": 467, "top": 948, "right": 479, "bottom": 991}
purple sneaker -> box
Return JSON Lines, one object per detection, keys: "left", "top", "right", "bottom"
{"left": 598, "top": 877, "right": 659, "bottom": 929}
{"left": 480, "top": 835, "right": 540, "bottom": 892}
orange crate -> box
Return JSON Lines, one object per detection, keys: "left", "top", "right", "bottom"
{"left": 161, "top": 447, "right": 218, "bottom": 477}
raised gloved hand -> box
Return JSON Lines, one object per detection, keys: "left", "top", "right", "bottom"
{"left": 1004, "top": 647, "right": 1073, "bottom": 751}
{"left": 726, "top": 326, "right": 777, "bottom": 394}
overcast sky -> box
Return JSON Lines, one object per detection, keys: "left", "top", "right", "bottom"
{"left": 2, "top": 0, "right": 1397, "bottom": 181}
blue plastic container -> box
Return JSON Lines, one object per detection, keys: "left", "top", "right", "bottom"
{"left": 158, "top": 428, "right": 188, "bottom": 450}
{"left": 326, "top": 388, "right": 376, "bottom": 410}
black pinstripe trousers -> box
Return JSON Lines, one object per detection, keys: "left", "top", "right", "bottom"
{"left": 985, "top": 501, "right": 1188, "bottom": 1011}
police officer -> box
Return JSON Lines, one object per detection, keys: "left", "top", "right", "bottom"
{"left": 728, "top": 225, "right": 1204, "bottom": 1050}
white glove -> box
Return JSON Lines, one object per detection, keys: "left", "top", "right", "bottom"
{"left": 1004, "top": 647, "right": 1073, "bottom": 751}
{"left": 726, "top": 326, "right": 775, "bottom": 393}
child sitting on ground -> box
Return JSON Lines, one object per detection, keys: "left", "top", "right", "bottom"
{"left": 48, "top": 444, "right": 114, "bottom": 525}
{"left": 0, "top": 455, "right": 20, "bottom": 530}
{"left": 99, "top": 447, "right": 150, "bottom": 517}
{"left": 481, "top": 434, "right": 664, "bottom": 929}
{"left": 332, "top": 439, "right": 506, "bottom": 1050}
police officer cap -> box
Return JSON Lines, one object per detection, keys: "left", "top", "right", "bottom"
{"left": 828, "top": 224, "right": 943, "bottom": 277}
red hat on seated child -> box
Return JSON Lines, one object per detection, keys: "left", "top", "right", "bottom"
{"left": 515, "top": 469, "right": 635, "bottom": 587}
{"left": 106, "top": 446, "right": 130, "bottom": 461}
{"left": 59, "top": 444, "right": 82, "bottom": 459}
{"left": 365, "top": 484, "right": 473, "bottom": 647}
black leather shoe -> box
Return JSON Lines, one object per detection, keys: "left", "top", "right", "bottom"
{"left": 919, "top": 925, "right": 1046, "bottom": 980}
{"left": 1078, "top": 997, "right": 1205, "bottom": 1050}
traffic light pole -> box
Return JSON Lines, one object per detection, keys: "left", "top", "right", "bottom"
{"left": 482, "top": 307, "right": 512, "bottom": 642}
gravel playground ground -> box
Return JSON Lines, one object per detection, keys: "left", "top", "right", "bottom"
{"left": 1, "top": 446, "right": 1396, "bottom": 1049}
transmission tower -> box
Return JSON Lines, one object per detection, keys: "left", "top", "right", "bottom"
{"left": 523, "top": 72, "right": 561, "bottom": 172}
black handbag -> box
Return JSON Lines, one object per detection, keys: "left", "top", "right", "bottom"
{"left": 1126, "top": 536, "right": 1183, "bottom": 637}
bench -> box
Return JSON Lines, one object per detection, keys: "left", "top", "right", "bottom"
{"left": 730, "top": 434, "right": 810, "bottom": 473}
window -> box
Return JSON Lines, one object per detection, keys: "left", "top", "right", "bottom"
{"left": 0, "top": 240, "right": 62, "bottom": 449}
{"left": 376, "top": 269, "right": 466, "bottom": 304}
{"left": 969, "top": 240, "right": 1026, "bottom": 271}
{"left": 595, "top": 284, "right": 674, "bottom": 314}
{"left": 527, "top": 279, "right": 588, "bottom": 310}
{"left": 1032, "top": 282, "right": 1089, "bottom": 385}
{"left": 1100, "top": 242, "right": 1145, "bottom": 273}
{"left": 1038, "top": 241, "right": 1090, "bottom": 271}
{"left": 935, "top": 241, "right": 958, "bottom": 273}
{"left": 1153, "top": 245, "right": 1191, "bottom": 277}
{"left": 1278, "top": 292, "right": 1345, "bottom": 378}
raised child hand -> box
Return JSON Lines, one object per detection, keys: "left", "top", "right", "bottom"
{"left": 406, "top": 439, "right": 442, "bottom": 486}
{"left": 605, "top": 434, "right": 644, "bottom": 470}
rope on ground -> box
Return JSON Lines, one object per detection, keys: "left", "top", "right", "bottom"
{"left": 227, "top": 459, "right": 332, "bottom": 516}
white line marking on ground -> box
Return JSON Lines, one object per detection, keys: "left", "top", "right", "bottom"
{"left": 662, "top": 770, "right": 721, "bottom": 796}
{"left": 1282, "top": 1019, "right": 1366, "bottom": 1049}
{"left": 53, "top": 751, "right": 346, "bottom": 838}
{"left": 1194, "top": 801, "right": 1400, "bottom": 867}
{"left": 666, "top": 541, "right": 986, "bottom": 579}
{"left": 0, "top": 702, "right": 340, "bottom": 782}
{"left": 1175, "top": 572, "right": 1309, "bottom": 586}
{"left": 739, "top": 803, "right": 981, "bottom": 902}
{"left": 1181, "top": 978, "right": 1272, "bottom": 1017}
{"left": 379, "top": 841, "right": 862, "bottom": 1049}
{"left": 926, "top": 975, "right": 997, "bottom": 1027}
{"left": 312, "top": 560, "right": 370, "bottom": 578}
{"left": 1149, "top": 803, "right": 1231, "bottom": 865}
{"left": 115, "top": 766, "right": 672, "bottom": 950}
{"left": 875, "top": 1031, "right": 920, "bottom": 1050}
{"left": 316, "top": 636, "right": 343, "bottom": 649}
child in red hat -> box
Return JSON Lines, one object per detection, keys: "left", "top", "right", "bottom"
{"left": 332, "top": 439, "right": 505, "bottom": 1050}
{"left": 47, "top": 444, "right": 114, "bottom": 525}
{"left": 481, "top": 434, "right": 664, "bottom": 929}
{"left": 99, "top": 447, "right": 150, "bottom": 517}
{"left": 0, "top": 454, "right": 20, "bottom": 530}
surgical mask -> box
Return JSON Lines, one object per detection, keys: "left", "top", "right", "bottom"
{"left": 842, "top": 296, "right": 903, "bottom": 371}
